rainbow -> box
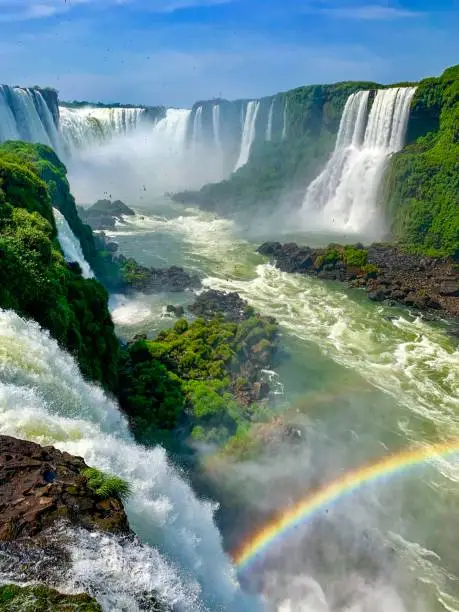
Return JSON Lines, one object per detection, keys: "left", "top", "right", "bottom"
{"left": 233, "top": 439, "right": 459, "bottom": 571}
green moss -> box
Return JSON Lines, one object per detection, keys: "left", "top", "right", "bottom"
{"left": 119, "top": 311, "right": 277, "bottom": 445}
{"left": 81, "top": 467, "right": 132, "bottom": 502}
{"left": 0, "top": 584, "right": 102, "bottom": 611}
{"left": 343, "top": 246, "right": 368, "bottom": 267}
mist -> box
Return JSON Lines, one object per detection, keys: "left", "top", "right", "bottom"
{"left": 66, "top": 123, "right": 227, "bottom": 206}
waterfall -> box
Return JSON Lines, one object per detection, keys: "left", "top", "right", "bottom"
{"left": 301, "top": 87, "right": 416, "bottom": 235}
{"left": 266, "top": 98, "right": 275, "bottom": 141}
{"left": 192, "top": 105, "right": 204, "bottom": 150}
{"left": 234, "top": 101, "right": 260, "bottom": 171}
{"left": 213, "top": 104, "right": 222, "bottom": 151}
{"left": 0, "top": 308, "right": 260, "bottom": 612}
{"left": 53, "top": 208, "right": 94, "bottom": 279}
{"left": 59, "top": 106, "right": 146, "bottom": 153}
{"left": 282, "top": 99, "right": 288, "bottom": 140}
{"left": 0, "top": 86, "right": 58, "bottom": 148}
{"left": 302, "top": 91, "right": 370, "bottom": 213}
{"left": 0, "top": 86, "right": 20, "bottom": 141}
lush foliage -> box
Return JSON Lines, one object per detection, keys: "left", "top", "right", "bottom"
{"left": 0, "top": 584, "right": 102, "bottom": 611}
{"left": 0, "top": 141, "right": 122, "bottom": 287}
{"left": 81, "top": 467, "right": 132, "bottom": 502}
{"left": 0, "top": 143, "right": 119, "bottom": 389}
{"left": 383, "top": 65, "right": 459, "bottom": 257}
{"left": 119, "top": 314, "right": 277, "bottom": 445}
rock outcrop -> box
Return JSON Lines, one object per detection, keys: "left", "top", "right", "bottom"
{"left": 0, "top": 584, "right": 102, "bottom": 611}
{"left": 78, "top": 199, "right": 135, "bottom": 230}
{"left": 0, "top": 435, "right": 130, "bottom": 541}
{"left": 258, "top": 242, "right": 459, "bottom": 320}
{"left": 0, "top": 436, "right": 135, "bottom": 611}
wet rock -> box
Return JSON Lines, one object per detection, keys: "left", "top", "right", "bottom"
{"left": 440, "top": 280, "right": 459, "bottom": 297}
{"left": 258, "top": 241, "right": 459, "bottom": 320}
{"left": 166, "top": 304, "right": 185, "bottom": 317}
{"left": 78, "top": 199, "right": 135, "bottom": 230}
{"left": 0, "top": 435, "right": 130, "bottom": 541}
{"left": 188, "top": 289, "right": 253, "bottom": 323}
{"left": 368, "top": 289, "right": 387, "bottom": 302}
{"left": 0, "top": 584, "right": 102, "bottom": 611}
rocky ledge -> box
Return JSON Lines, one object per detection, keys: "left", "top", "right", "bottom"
{"left": 0, "top": 435, "right": 129, "bottom": 540}
{"left": 258, "top": 242, "right": 459, "bottom": 320}
{"left": 94, "top": 232, "right": 201, "bottom": 294}
{"left": 0, "top": 435, "right": 132, "bottom": 610}
{"left": 78, "top": 199, "right": 135, "bottom": 230}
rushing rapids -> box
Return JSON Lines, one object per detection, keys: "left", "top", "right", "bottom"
{"left": 101, "top": 204, "right": 459, "bottom": 611}
{"left": 0, "top": 308, "right": 260, "bottom": 612}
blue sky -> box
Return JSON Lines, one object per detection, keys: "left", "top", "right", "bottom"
{"left": 0, "top": 0, "right": 457, "bottom": 106}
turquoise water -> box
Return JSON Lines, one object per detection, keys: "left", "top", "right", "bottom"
{"left": 105, "top": 198, "right": 459, "bottom": 611}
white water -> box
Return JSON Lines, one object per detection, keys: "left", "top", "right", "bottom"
{"left": 234, "top": 101, "right": 261, "bottom": 171}
{"left": 0, "top": 86, "right": 20, "bottom": 141}
{"left": 0, "top": 308, "right": 260, "bottom": 612}
{"left": 213, "top": 104, "right": 222, "bottom": 151}
{"left": 282, "top": 99, "right": 288, "bottom": 140}
{"left": 53, "top": 208, "right": 94, "bottom": 278}
{"left": 192, "top": 105, "right": 204, "bottom": 148}
{"left": 0, "top": 86, "right": 58, "bottom": 148}
{"left": 301, "top": 87, "right": 416, "bottom": 237}
{"left": 266, "top": 99, "right": 275, "bottom": 141}
{"left": 59, "top": 106, "right": 146, "bottom": 153}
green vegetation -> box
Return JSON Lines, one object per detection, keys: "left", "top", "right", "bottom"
{"left": 119, "top": 313, "right": 278, "bottom": 445}
{"left": 383, "top": 64, "right": 459, "bottom": 258}
{"left": 81, "top": 467, "right": 132, "bottom": 502}
{"left": 0, "top": 142, "right": 119, "bottom": 389}
{"left": 175, "top": 81, "right": 380, "bottom": 216}
{"left": 0, "top": 584, "right": 101, "bottom": 611}
{"left": 343, "top": 245, "right": 368, "bottom": 267}
{"left": 0, "top": 141, "right": 122, "bottom": 287}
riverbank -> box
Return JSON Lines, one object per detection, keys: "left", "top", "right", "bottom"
{"left": 258, "top": 242, "right": 459, "bottom": 320}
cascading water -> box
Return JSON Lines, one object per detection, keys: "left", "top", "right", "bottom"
{"left": 0, "top": 308, "right": 261, "bottom": 612}
{"left": 213, "top": 104, "right": 222, "bottom": 151}
{"left": 0, "top": 85, "right": 58, "bottom": 148}
{"left": 59, "top": 106, "right": 146, "bottom": 153}
{"left": 266, "top": 99, "right": 275, "bottom": 141}
{"left": 234, "top": 101, "right": 260, "bottom": 171}
{"left": 192, "top": 105, "right": 204, "bottom": 149}
{"left": 53, "top": 208, "right": 94, "bottom": 279}
{"left": 0, "top": 86, "right": 20, "bottom": 141}
{"left": 282, "top": 99, "right": 288, "bottom": 140}
{"left": 301, "top": 87, "right": 416, "bottom": 236}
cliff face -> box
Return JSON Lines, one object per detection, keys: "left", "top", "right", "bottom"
{"left": 176, "top": 81, "right": 381, "bottom": 216}
{"left": 37, "top": 86, "right": 60, "bottom": 127}
{"left": 383, "top": 64, "right": 459, "bottom": 257}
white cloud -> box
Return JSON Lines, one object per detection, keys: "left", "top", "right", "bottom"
{"left": 318, "top": 4, "right": 422, "bottom": 20}
{"left": 0, "top": 0, "right": 229, "bottom": 21}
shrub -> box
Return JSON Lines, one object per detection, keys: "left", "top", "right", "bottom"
{"left": 81, "top": 467, "right": 132, "bottom": 502}
{"left": 343, "top": 246, "right": 368, "bottom": 267}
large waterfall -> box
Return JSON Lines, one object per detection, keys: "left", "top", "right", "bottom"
{"left": 0, "top": 308, "right": 260, "bottom": 612}
{"left": 59, "top": 106, "right": 147, "bottom": 152}
{"left": 301, "top": 86, "right": 416, "bottom": 235}
{"left": 0, "top": 85, "right": 61, "bottom": 154}
{"left": 234, "top": 101, "right": 261, "bottom": 171}
{"left": 53, "top": 208, "right": 94, "bottom": 279}
{"left": 0, "top": 84, "right": 288, "bottom": 193}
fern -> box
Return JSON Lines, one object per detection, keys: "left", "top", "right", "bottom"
{"left": 81, "top": 467, "right": 132, "bottom": 502}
